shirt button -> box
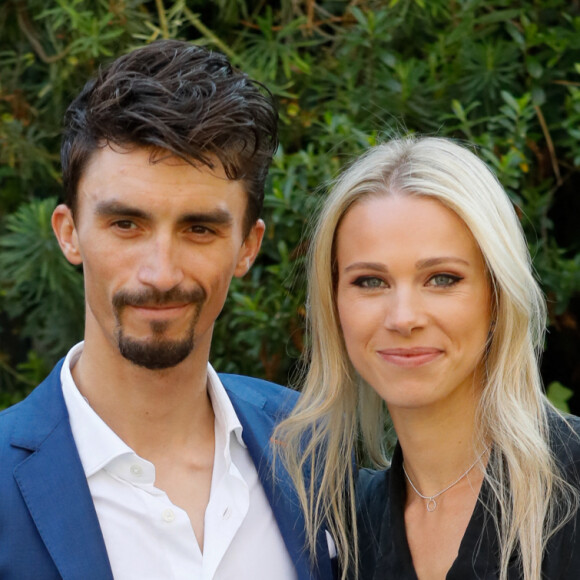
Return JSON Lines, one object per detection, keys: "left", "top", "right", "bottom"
{"left": 222, "top": 507, "right": 231, "bottom": 520}
{"left": 130, "top": 464, "right": 143, "bottom": 477}
{"left": 163, "top": 509, "right": 175, "bottom": 523}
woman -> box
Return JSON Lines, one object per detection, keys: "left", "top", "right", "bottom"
{"left": 274, "top": 136, "right": 580, "bottom": 579}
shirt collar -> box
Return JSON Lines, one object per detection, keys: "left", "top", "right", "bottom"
{"left": 206, "top": 362, "right": 246, "bottom": 449}
{"left": 61, "top": 342, "right": 133, "bottom": 478}
{"left": 60, "top": 341, "right": 246, "bottom": 480}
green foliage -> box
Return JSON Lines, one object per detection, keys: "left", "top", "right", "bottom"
{"left": 546, "top": 381, "right": 574, "bottom": 413}
{"left": 0, "top": 197, "right": 84, "bottom": 383}
{"left": 1, "top": 0, "right": 579, "bottom": 407}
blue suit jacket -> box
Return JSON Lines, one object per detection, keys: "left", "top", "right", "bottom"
{"left": 0, "top": 361, "right": 335, "bottom": 580}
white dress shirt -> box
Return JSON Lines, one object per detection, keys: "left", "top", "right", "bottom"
{"left": 61, "top": 342, "right": 296, "bottom": 580}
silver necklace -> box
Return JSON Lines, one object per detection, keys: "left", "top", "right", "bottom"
{"left": 402, "top": 447, "right": 489, "bottom": 512}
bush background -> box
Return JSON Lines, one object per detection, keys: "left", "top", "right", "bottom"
{"left": 1, "top": 0, "right": 579, "bottom": 412}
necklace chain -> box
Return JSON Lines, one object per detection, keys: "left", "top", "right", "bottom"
{"left": 402, "top": 447, "right": 489, "bottom": 512}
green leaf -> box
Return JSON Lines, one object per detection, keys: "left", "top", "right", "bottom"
{"left": 526, "top": 58, "right": 543, "bottom": 79}
{"left": 546, "top": 382, "right": 574, "bottom": 413}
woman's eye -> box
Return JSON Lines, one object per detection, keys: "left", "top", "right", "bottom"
{"left": 354, "top": 276, "right": 386, "bottom": 289}
{"left": 428, "top": 274, "right": 462, "bottom": 287}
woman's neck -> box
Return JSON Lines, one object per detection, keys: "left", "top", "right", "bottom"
{"left": 390, "top": 391, "right": 487, "bottom": 494}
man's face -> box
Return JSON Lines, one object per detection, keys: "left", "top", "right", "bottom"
{"left": 52, "top": 145, "right": 264, "bottom": 370}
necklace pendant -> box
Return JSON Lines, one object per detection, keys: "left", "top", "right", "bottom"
{"left": 402, "top": 446, "right": 489, "bottom": 514}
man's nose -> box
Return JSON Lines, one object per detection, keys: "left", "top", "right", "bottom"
{"left": 137, "top": 234, "right": 185, "bottom": 292}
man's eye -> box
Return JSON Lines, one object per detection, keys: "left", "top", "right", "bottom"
{"left": 188, "top": 225, "right": 213, "bottom": 235}
{"left": 113, "top": 220, "right": 136, "bottom": 230}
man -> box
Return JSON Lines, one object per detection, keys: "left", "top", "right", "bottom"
{"left": 0, "top": 40, "right": 334, "bottom": 580}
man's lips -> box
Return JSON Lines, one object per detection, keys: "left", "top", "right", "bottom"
{"left": 127, "top": 303, "right": 190, "bottom": 318}
{"left": 377, "top": 347, "right": 443, "bottom": 367}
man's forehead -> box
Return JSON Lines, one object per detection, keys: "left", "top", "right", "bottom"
{"left": 87, "top": 142, "right": 229, "bottom": 177}
{"left": 74, "top": 146, "right": 248, "bottom": 222}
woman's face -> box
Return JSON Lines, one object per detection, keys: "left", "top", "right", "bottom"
{"left": 335, "top": 194, "right": 492, "bottom": 413}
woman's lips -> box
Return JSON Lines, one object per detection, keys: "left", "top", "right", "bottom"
{"left": 377, "top": 347, "right": 443, "bottom": 367}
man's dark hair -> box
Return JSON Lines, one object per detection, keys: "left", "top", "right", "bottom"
{"left": 61, "top": 39, "right": 278, "bottom": 234}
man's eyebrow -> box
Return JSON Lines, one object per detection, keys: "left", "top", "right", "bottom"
{"left": 93, "top": 202, "right": 233, "bottom": 226}
{"left": 179, "top": 209, "right": 233, "bottom": 226}
{"left": 95, "top": 201, "right": 150, "bottom": 219}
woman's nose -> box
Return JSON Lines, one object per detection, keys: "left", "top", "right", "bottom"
{"left": 383, "top": 288, "right": 425, "bottom": 336}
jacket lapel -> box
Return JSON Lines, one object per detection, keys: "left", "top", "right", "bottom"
{"left": 222, "top": 375, "right": 335, "bottom": 580}
{"left": 10, "top": 362, "right": 114, "bottom": 580}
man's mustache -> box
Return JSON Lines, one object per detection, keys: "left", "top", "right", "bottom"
{"left": 112, "top": 286, "right": 206, "bottom": 309}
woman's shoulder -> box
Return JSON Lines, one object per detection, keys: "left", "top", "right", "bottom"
{"left": 356, "top": 467, "right": 390, "bottom": 500}
{"left": 548, "top": 410, "right": 580, "bottom": 478}
{"left": 354, "top": 467, "right": 390, "bottom": 526}
{"left": 355, "top": 445, "right": 403, "bottom": 517}
{"left": 353, "top": 467, "right": 391, "bottom": 575}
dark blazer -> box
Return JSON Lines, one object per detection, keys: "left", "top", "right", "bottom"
{"left": 354, "top": 414, "right": 580, "bottom": 579}
{"left": 0, "top": 361, "right": 334, "bottom": 580}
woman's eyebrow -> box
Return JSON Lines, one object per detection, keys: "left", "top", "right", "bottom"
{"left": 343, "top": 257, "right": 470, "bottom": 273}
{"left": 415, "top": 256, "right": 470, "bottom": 269}
{"left": 343, "top": 262, "right": 388, "bottom": 273}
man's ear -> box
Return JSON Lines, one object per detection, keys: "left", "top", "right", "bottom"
{"left": 51, "top": 204, "right": 83, "bottom": 266}
{"left": 234, "top": 219, "right": 266, "bottom": 278}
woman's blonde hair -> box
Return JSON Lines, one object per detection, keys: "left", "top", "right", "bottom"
{"left": 274, "top": 136, "right": 578, "bottom": 579}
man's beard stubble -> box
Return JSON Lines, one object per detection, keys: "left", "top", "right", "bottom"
{"left": 112, "top": 286, "right": 206, "bottom": 370}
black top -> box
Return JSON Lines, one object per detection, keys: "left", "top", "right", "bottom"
{"left": 354, "top": 414, "right": 580, "bottom": 579}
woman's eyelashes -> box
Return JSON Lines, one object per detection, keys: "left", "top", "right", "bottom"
{"left": 350, "top": 273, "right": 464, "bottom": 289}
{"left": 427, "top": 273, "right": 464, "bottom": 288}
{"left": 352, "top": 276, "right": 387, "bottom": 289}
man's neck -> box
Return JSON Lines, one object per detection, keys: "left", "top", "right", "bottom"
{"left": 71, "top": 337, "right": 214, "bottom": 459}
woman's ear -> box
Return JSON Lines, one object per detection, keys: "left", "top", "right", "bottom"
{"left": 51, "top": 204, "right": 83, "bottom": 266}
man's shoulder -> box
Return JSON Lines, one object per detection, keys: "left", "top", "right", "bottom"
{"left": 0, "top": 360, "right": 66, "bottom": 445}
{"left": 219, "top": 373, "right": 299, "bottom": 414}
{"left": 0, "top": 399, "right": 24, "bottom": 436}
